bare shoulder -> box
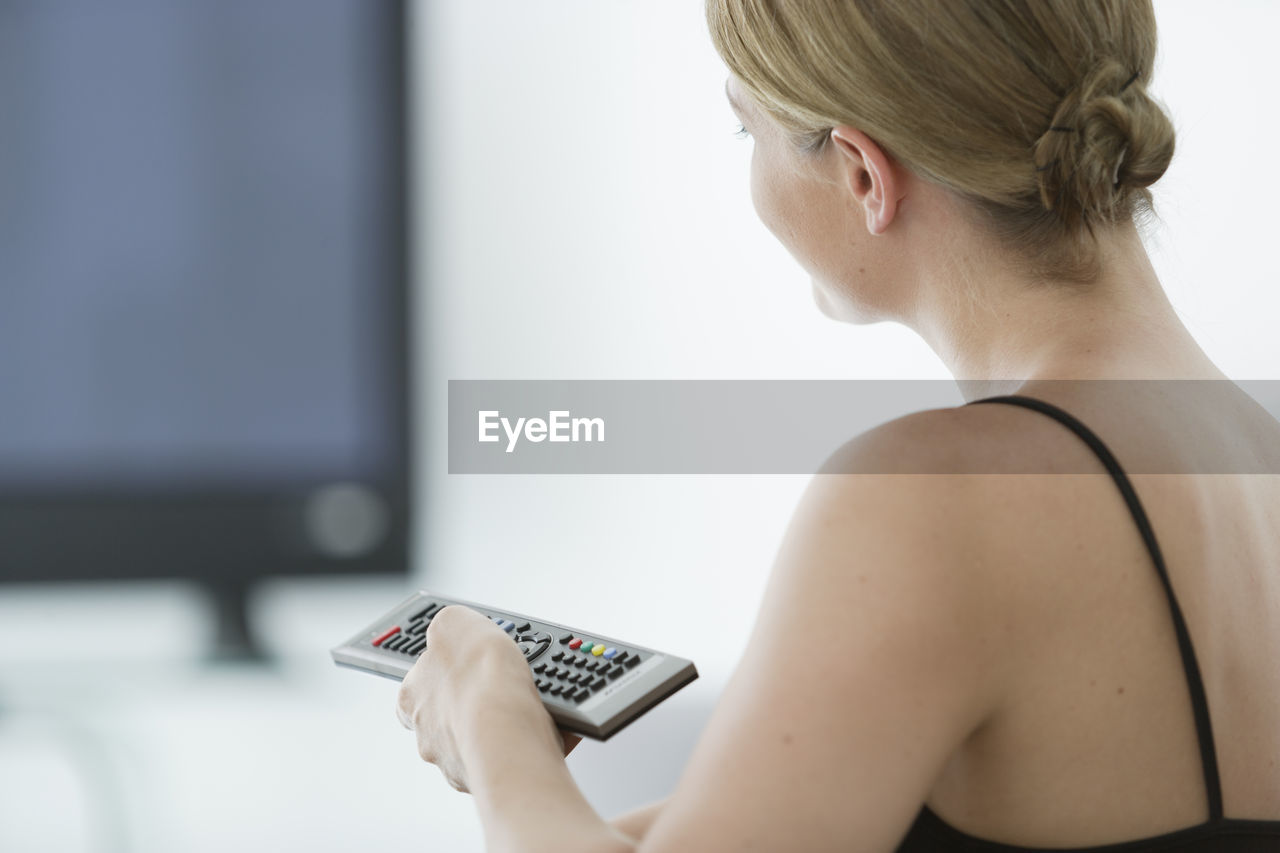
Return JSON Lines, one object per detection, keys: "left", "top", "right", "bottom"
{"left": 786, "top": 402, "right": 1073, "bottom": 588}
{"left": 820, "top": 402, "right": 1092, "bottom": 475}
{"left": 638, "top": 407, "right": 1071, "bottom": 850}
{"left": 756, "top": 402, "right": 1084, "bottom": 729}
{"left": 788, "top": 403, "right": 1107, "bottom": 645}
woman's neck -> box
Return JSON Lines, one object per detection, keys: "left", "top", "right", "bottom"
{"left": 906, "top": 223, "right": 1225, "bottom": 399}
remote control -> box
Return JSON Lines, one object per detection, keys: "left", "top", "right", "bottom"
{"left": 331, "top": 590, "right": 699, "bottom": 740}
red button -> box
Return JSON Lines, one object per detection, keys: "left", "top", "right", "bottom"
{"left": 372, "top": 626, "right": 401, "bottom": 647}
{"left": 568, "top": 638, "right": 583, "bottom": 650}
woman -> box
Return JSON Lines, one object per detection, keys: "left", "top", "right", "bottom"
{"left": 395, "top": 1, "right": 1280, "bottom": 850}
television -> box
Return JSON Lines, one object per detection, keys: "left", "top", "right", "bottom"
{"left": 0, "top": 0, "right": 412, "bottom": 658}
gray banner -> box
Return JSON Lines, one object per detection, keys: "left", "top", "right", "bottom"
{"left": 448, "top": 379, "right": 1280, "bottom": 474}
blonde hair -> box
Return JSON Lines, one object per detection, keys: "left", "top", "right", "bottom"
{"left": 706, "top": 0, "right": 1176, "bottom": 282}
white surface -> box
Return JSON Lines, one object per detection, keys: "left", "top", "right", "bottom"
{"left": 0, "top": 579, "right": 719, "bottom": 852}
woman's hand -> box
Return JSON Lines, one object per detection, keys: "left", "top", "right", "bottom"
{"left": 395, "top": 604, "right": 582, "bottom": 793}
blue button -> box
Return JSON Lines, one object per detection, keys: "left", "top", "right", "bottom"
{"left": 502, "top": 620, "right": 516, "bottom": 633}
{"left": 603, "top": 647, "right": 618, "bottom": 659}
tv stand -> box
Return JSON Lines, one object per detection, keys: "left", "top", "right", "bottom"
{"left": 207, "top": 580, "right": 268, "bottom": 663}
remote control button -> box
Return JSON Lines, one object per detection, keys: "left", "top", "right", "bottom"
{"left": 568, "top": 638, "right": 583, "bottom": 650}
{"left": 385, "top": 634, "right": 409, "bottom": 652}
{"left": 574, "top": 657, "right": 587, "bottom": 668}
{"left": 533, "top": 663, "right": 546, "bottom": 674}
{"left": 515, "top": 632, "right": 552, "bottom": 662}
{"left": 624, "top": 654, "right": 641, "bottom": 668}
{"left": 573, "top": 688, "right": 591, "bottom": 703}
{"left": 558, "top": 632, "right": 573, "bottom": 645}
{"left": 372, "top": 626, "right": 401, "bottom": 647}
{"left": 603, "top": 647, "right": 618, "bottom": 659}
{"left": 515, "top": 622, "right": 532, "bottom": 632}
{"left": 608, "top": 666, "right": 624, "bottom": 679}
{"left": 595, "top": 664, "right": 611, "bottom": 677}
{"left": 503, "top": 621, "right": 516, "bottom": 633}
{"left": 567, "top": 673, "right": 581, "bottom": 684}
{"left": 405, "top": 639, "right": 427, "bottom": 656}
{"left": 585, "top": 661, "right": 599, "bottom": 672}
{"left": 549, "top": 684, "right": 563, "bottom": 697}
{"left": 591, "top": 676, "right": 606, "bottom": 690}
{"left": 406, "top": 622, "right": 427, "bottom": 636}
{"left": 612, "top": 651, "right": 629, "bottom": 665}
{"left": 551, "top": 651, "right": 564, "bottom": 662}
{"left": 536, "top": 679, "right": 548, "bottom": 692}
{"left": 591, "top": 644, "right": 605, "bottom": 656}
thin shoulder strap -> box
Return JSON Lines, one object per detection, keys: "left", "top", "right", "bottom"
{"left": 965, "top": 394, "right": 1224, "bottom": 822}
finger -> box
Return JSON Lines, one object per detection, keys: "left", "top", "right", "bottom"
{"left": 396, "top": 698, "right": 414, "bottom": 731}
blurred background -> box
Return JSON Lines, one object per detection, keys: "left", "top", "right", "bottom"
{"left": 0, "top": 1, "right": 1276, "bottom": 851}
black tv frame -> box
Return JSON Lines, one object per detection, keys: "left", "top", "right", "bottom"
{"left": 0, "top": 1, "right": 414, "bottom": 660}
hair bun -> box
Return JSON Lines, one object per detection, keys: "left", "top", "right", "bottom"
{"left": 1033, "top": 58, "right": 1175, "bottom": 231}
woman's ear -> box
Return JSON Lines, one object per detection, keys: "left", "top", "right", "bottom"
{"left": 828, "top": 126, "right": 902, "bottom": 236}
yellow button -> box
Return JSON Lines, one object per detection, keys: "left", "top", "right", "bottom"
{"left": 591, "top": 644, "right": 605, "bottom": 656}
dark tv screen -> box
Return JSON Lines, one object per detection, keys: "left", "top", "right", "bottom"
{"left": 0, "top": 0, "right": 410, "bottom": 585}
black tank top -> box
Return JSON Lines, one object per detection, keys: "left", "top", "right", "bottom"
{"left": 895, "top": 394, "right": 1280, "bottom": 852}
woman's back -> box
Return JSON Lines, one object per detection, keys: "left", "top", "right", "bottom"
{"left": 912, "top": 384, "right": 1280, "bottom": 847}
